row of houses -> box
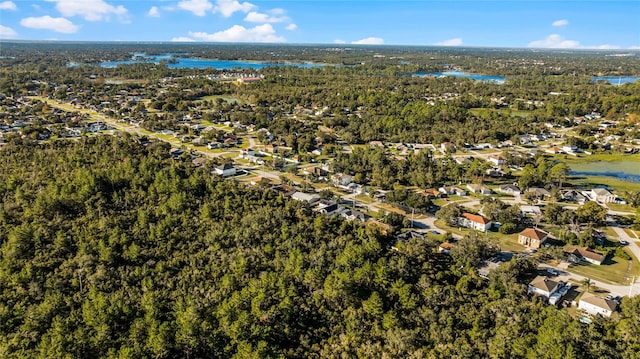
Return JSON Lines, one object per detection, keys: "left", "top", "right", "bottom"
{"left": 528, "top": 275, "right": 618, "bottom": 317}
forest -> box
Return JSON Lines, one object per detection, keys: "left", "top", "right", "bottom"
{"left": 1, "top": 136, "right": 639, "bottom": 358}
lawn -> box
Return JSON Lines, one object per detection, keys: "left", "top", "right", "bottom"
{"left": 432, "top": 220, "right": 526, "bottom": 251}
{"left": 355, "top": 194, "right": 375, "bottom": 204}
{"left": 607, "top": 203, "right": 635, "bottom": 213}
{"left": 566, "top": 248, "right": 640, "bottom": 285}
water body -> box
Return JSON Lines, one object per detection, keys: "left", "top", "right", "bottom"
{"left": 413, "top": 70, "right": 505, "bottom": 84}
{"left": 100, "top": 53, "right": 327, "bottom": 70}
{"left": 569, "top": 160, "right": 640, "bottom": 182}
{"left": 592, "top": 76, "right": 640, "bottom": 85}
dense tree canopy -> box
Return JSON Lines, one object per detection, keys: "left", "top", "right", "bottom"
{"left": 0, "top": 136, "right": 637, "bottom": 358}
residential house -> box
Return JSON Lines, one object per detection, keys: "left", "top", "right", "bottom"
{"left": 440, "top": 142, "right": 456, "bottom": 153}
{"left": 192, "top": 157, "right": 206, "bottom": 167}
{"left": 578, "top": 293, "right": 618, "bottom": 317}
{"left": 395, "top": 230, "right": 425, "bottom": 243}
{"left": 459, "top": 213, "right": 492, "bottom": 232}
{"left": 290, "top": 191, "right": 320, "bottom": 204}
{"left": 527, "top": 187, "right": 551, "bottom": 199}
{"left": 467, "top": 183, "right": 492, "bottom": 195}
{"left": 498, "top": 184, "right": 521, "bottom": 196}
{"left": 302, "top": 166, "right": 329, "bottom": 179}
{"left": 545, "top": 147, "right": 563, "bottom": 155}
{"left": 332, "top": 173, "right": 354, "bottom": 187}
{"left": 214, "top": 164, "right": 236, "bottom": 177}
{"left": 422, "top": 188, "right": 442, "bottom": 198}
{"left": 561, "top": 190, "right": 587, "bottom": 205}
{"left": 487, "top": 154, "right": 505, "bottom": 166}
{"left": 250, "top": 177, "right": 273, "bottom": 187}
{"left": 315, "top": 200, "right": 341, "bottom": 216}
{"left": 591, "top": 188, "right": 617, "bottom": 203}
{"left": 565, "top": 246, "right": 605, "bottom": 265}
{"left": 169, "top": 148, "right": 184, "bottom": 158}
{"left": 518, "top": 228, "right": 549, "bottom": 249}
{"left": 562, "top": 145, "right": 578, "bottom": 153}
{"left": 528, "top": 276, "right": 561, "bottom": 298}
{"left": 270, "top": 185, "right": 296, "bottom": 198}
{"left": 341, "top": 209, "right": 367, "bottom": 222}
{"left": 439, "top": 186, "right": 468, "bottom": 196}
{"left": 520, "top": 205, "right": 543, "bottom": 216}
{"left": 438, "top": 242, "right": 455, "bottom": 254}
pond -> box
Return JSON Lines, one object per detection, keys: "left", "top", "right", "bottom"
{"left": 100, "top": 53, "right": 327, "bottom": 70}
{"left": 413, "top": 70, "right": 505, "bottom": 84}
{"left": 592, "top": 76, "right": 640, "bottom": 85}
{"left": 569, "top": 160, "right": 640, "bottom": 182}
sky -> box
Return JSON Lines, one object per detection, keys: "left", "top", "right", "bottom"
{"left": 0, "top": 0, "right": 639, "bottom": 49}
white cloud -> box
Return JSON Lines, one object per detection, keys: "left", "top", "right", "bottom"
{"left": 285, "top": 23, "right": 297, "bottom": 31}
{"left": 171, "top": 36, "right": 196, "bottom": 42}
{"left": 630, "top": 46, "right": 640, "bottom": 50}
{"left": 46, "top": 0, "right": 128, "bottom": 22}
{"left": 552, "top": 19, "right": 568, "bottom": 27}
{"left": 334, "top": 39, "right": 346, "bottom": 44}
{"left": 148, "top": 6, "right": 160, "bottom": 17}
{"left": 528, "top": 34, "right": 580, "bottom": 49}
{"left": 591, "top": 44, "right": 621, "bottom": 49}
{"left": 527, "top": 34, "right": 620, "bottom": 49}
{"left": 351, "top": 37, "right": 384, "bottom": 45}
{"left": 244, "top": 11, "right": 289, "bottom": 23}
{"left": 214, "top": 0, "right": 256, "bottom": 17}
{"left": 20, "top": 16, "right": 79, "bottom": 33}
{"left": 435, "top": 37, "right": 462, "bottom": 46}
{"left": 0, "top": 1, "right": 17, "bottom": 10}
{"left": 188, "top": 24, "right": 284, "bottom": 43}
{"left": 178, "top": 0, "right": 212, "bottom": 16}
{"left": 0, "top": 25, "right": 17, "bottom": 38}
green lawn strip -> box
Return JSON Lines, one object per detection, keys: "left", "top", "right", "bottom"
{"left": 607, "top": 203, "right": 635, "bottom": 213}
{"left": 566, "top": 252, "right": 640, "bottom": 285}
{"left": 355, "top": 194, "right": 375, "bottom": 204}
{"left": 568, "top": 175, "right": 640, "bottom": 193}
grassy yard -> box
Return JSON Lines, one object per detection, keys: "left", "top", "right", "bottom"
{"left": 432, "top": 220, "right": 525, "bottom": 251}
{"left": 567, "top": 248, "right": 640, "bottom": 285}
{"left": 355, "top": 194, "right": 375, "bottom": 204}
{"left": 607, "top": 203, "right": 635, "bottom": 213}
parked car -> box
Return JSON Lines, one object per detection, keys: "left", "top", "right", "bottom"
{"left": 546, "top": 268, "right": 559, "bottom": 276}
{"left": 620, "top": 240, "right": 629, "bottom": 245}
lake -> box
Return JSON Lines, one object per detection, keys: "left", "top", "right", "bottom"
{"left": 100, "top": 53, "right": 327, "bottom": 70}
{"left": 569, "top": 160, "right": 640, "bottom": 182}
{"left": 592, "top": 76, "right": 640, "bottom": 85}
{"left": 413, "top": 70, "right": 505, "bottom": 84}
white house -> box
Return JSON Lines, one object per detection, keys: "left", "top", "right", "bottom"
{"left": 578, "top": 293, "right": 618, "bottom": 317}
{"left": 591, "top": 188, "right": 617, "bottom": 203}
{"left": 214, "top": 164, "right": 236, "bottom": 177}
{"left": 439, "top": 186, "right": 468, "bottom": 196}
{"left": 528, "top": 276, "right": 560, "bottom": 298}
{"left": 498, "top": 184, "right": 521, "bottom": 196}
{"left": 290, "top": 191, "right": 320, "bottom": 204}
{"left": 487, "top": 154, "right": 505, "bottom": 166}
{"left": 459, "top": 213, "right": 492, "bottom": 232}
{"left": 332, "top": 173, "right": 354, "bottom": 187}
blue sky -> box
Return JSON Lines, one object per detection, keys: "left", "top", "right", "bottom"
{"left": 1, "top": 1, "right": 638, "bottom": 49}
